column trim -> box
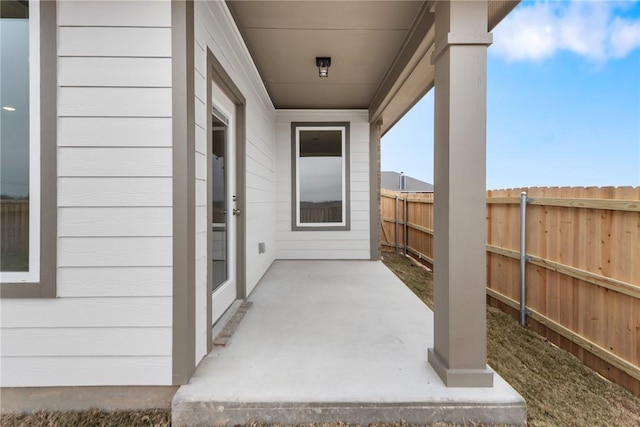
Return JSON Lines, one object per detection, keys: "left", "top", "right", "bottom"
{"left": 171, "top": 0, "right": 196, "bottom": 386}
{"left": 428, "top": 0, "right": 494, "bottom": 388}
{"left": 432, "top": 33, "right": 493, "bottom": 64}
{"left": 428, "top": 348, "right": 493, "bottom": 387}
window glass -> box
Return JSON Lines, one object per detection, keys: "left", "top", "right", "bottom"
{"left": 298, "top": 130, "right": 343, "bottom": 224}
{"left": 212, "top": 116, "right": 227, "bottom": 290}
{"left": 1, "top": 1, "right": 30, "bottom": 272}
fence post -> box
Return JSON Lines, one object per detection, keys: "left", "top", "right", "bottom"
{"left": 395, "top": 195, "right": 399, "bottom": 253}
{"left": 403, "top": 197, "right": 408, "bottom": 256}
{"left": 520, "top": 191, "right": 529, "bottom": 326}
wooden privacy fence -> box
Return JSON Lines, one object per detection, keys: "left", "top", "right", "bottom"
{"left": 381, "top": 187, "right": 640, "bottom": 395}
{"left": 1, "top": 199, "right": 29, "bottom": 252}
{"left": 300, "top": 202, "right": 343, "bottom": 224}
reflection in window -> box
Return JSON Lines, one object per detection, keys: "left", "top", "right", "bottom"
{"left": 1, "top": 1, "right": 30, "bottom": 272}
{"left": 212, "top": 115, "right": 227, "bottom": 291}
{"left": 294, "top": 125, "right": 349, "bottom": 229}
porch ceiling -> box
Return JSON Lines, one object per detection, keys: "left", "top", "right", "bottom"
{"left": 226, "top": 0, "right": 519, "bottom": 135}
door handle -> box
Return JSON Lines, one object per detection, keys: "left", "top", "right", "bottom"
{"left": 232, "top": 208, "right": 241, "bottom": 216}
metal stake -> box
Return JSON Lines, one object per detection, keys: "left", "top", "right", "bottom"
{"left": 395, "top": 195, "right": 399, "bottom": 253}
{"left": 403, "top": 197, "right": 408, "bottom": 256}
{"left": 520, "top": 191, "right": 528, "bottom": 326}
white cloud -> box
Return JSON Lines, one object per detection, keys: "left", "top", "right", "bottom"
{"left": 491, "top": 0, "right": 640, "bottom": 62}
{"left": 610, "top": 16, "right": 640, "bottom": 57}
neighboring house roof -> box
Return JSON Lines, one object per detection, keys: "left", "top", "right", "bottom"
{"left": 381, "top": 171, "right": 434, "bottom": 192}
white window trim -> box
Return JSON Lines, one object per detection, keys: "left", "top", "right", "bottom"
{"left": 0, "top": 0, "right": 41, "bottom": 283}
{"left": 295, "top": 125, "right": 347, "bottom": 228}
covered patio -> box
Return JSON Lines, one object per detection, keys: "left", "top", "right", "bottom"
{"left": 172, "top": 260, "right": 525, "bottom": 425}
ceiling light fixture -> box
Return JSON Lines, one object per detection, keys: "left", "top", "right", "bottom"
{"left": 2, "top": 106, "right": 16, "bottom": 112}
{"left": 316, "top": 57, "right": 331, "bottom": 78}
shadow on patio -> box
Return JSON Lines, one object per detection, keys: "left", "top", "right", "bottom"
{"left": 172, "top": 260, "right": 525, "bottom": 426}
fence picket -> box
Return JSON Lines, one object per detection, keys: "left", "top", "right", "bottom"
{"left": 382, "top": 186, "right": 640, "bottom": 395}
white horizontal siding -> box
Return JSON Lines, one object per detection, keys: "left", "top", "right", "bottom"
{"left": 58, "top": 1, "right": 171, "bottom": 27}
{"left": 59, "top": 178, "right": 172, "bottom": 207}
{"left": 59, "top": 57, "right": 172, "bottom": 87}
{"left": 58, "top": 27, "right": 171, "bottom": 57}
{"left": 276, "top": 249, "right": 371, "bottom": 260}
{"left": 195, "top": 125, "right": 207, "bottom": 154}
{"left": 0, "top": 298, "right": 172, "bottom": 328}
{"left": 195, "top": 207, "right": 207, "bottom": 233}
{"left": 59, "top": 118, "right": 172, "bottom": 147}
{"left": 275, "top": 110, "right": 371, "bottom": 260}
{"left": 59, "top": 147, "right": 172, "bottom": 177}
{"left": 276, "top": 230, "right": 370, "bottom": 241}
{"left": 58, "top": 267, "right": 172, "bottom": 298}
{"left": 58, "top": 207, "right": 172, "bottom": 237}
{"left": 276, "top": 239, "right": 369, "bottom": 251}
{"left": 195, "top": 151, "right": 206, "bottom": 180}
{"left": 1, "top": 1, "right": 174, "bottom": 388}
{"left": 1, "top": 328, "right": 171, "bottom": 357}
{"left": 59, "top": 88, "right": 172, "bottom": 117}
{"left": 59, "top": 237, "right": 172, "bottom": 267}
{"left": 0, "top": 357, "right": 171, "bottom": 387}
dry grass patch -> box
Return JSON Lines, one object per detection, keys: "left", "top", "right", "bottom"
{"left": 0, "top": 409, "right": 170, "bottom": 427}
{"left": 381, "top": 250, "right": 640, "bottom": 427}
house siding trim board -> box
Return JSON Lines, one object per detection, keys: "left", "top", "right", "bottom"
{"left": 171, "top": 0, "right": 196, "bottom": 386}
{"left": 1, "top": 0, "right": 57, "bottom": 298}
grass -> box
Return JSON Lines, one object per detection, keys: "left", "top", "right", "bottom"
{"left": 381, "top": 250, "right": 640, "bottom": 427}
{"left": 0, "top": 409, "right": 171, "bottom": 427}
{"left": 3, "top": 251, "right": 639, "bottom": 426}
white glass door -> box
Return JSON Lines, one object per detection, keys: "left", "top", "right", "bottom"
{"left": 211, "top": 83, "right": 237, "bottom": 326}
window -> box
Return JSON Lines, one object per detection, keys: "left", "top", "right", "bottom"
{"left": 1, "top": 0, "right": 39, "bottom": 279}
{"left": 292, "top": 122, "right": 350, "bottom": 231}
{"left": 1, "top": 0, "right": 56, "bottom": 297}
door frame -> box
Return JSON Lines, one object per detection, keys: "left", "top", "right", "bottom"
{"left": 206, "top": 48, "right": 246, "bottom": 352}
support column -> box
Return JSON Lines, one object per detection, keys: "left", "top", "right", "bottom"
{"left": 427, "top": 0, "right": 494, "bottom": 387}
{"left": 369, "top": 120, "right": 382, "bottom": 261}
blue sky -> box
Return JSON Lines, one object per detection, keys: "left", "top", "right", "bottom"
{"left": 381, "top": 0, "right": 640, "bottom": 190}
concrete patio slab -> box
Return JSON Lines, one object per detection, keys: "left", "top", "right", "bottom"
{"left": 172, "top": 260, "right": 526, "bottom": 426}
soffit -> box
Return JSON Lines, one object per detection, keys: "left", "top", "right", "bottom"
{"left": 226, "top": 0, "right": 425, "bottom": 109}
{"left": 226, "top": 0, "right": 520, "bottom": 133}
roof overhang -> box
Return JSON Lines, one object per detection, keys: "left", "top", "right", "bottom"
{"left": 225, "top": 0, "right": 520, "bottom": 135}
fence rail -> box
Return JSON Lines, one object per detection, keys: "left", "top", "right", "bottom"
{"left": 381, "top": 187, "right": 640, "bottom": 395}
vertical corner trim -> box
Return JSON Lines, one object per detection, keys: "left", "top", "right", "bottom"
{"left": 171, "top": 0, "right": 196, "bottom": 386}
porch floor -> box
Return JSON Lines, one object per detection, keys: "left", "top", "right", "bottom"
{"left": 172, "top": 260, "right": 526, "bottom": 426}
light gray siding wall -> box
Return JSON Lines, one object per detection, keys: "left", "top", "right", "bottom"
{"left": 0, "top": 1, "right": 173, "bottom": 387}
{"left": 275, "top": 110, "right": 371, "bottom": 259}
{"left": 193, "top": 1, "right": 277, "bottom": 362}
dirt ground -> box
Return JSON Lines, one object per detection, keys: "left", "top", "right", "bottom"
{"left": 381, "top": 251, "right": 640, "bottom": 427}
{"left": 3, "top": 251, "right": 640, "bottom": 426}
